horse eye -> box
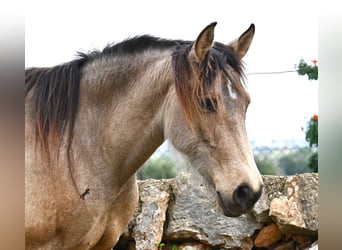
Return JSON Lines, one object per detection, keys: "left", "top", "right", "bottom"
{"left": 201, "top": 98, "right": 217, "bottom": 112}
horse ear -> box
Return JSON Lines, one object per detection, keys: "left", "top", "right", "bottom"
{"left": 228, "top": 23, "right": 255, "bottom": 59}
{"left": 192, "top": 22, "right": 217, "bottom": 61}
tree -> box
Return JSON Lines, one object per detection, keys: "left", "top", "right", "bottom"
{"left": 305, "top": 115, "right": 318, "bottom": 148}
{"left": 137, "top": 156, "right": 178, "bottom": 180}
{"left": 307, "top": 152, "right": 318, "bottom": 173}
{"left": 297, "top": 59, "right": 318, "bottom": 172}
{"left": 278, "top": 152, "right": 312, "bottom": 175}
{"left": 304, "top": 115, "right": 318, "bottom": 172}
{"left": 296, "top": 59, "right": 318, "bottom": 172}
{"left": 255, "top": 157, "right": 278, "bottom": 175}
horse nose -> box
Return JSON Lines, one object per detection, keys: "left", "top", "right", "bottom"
{"left": 233, "top": 183, "right": 263, "bottom": 211}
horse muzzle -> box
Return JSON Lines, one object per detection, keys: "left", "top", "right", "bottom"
{"left": 216, "top": 183, "right": 263, "bottom": 217}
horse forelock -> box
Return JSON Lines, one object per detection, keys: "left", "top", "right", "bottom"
{"left": 172, "top": 41, "right": 245, "bottom": 125}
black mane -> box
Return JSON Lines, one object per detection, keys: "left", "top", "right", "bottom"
{"left": 76, "top": 35, "right": 190, "bottom": 63}
{"left": 25, "top": 35, "right": 190, "bottom": 165}
{"left": 25, "top": 32, "right": 246, "bottom": 196}
{"left": 25, "top": 34, "right": 243, "bottom": 164}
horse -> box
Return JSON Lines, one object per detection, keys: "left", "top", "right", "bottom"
{"left": 25, "top": 22, "right": 263, "bottom": 249}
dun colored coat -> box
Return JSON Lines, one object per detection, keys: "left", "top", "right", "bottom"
{"left": 25, "top": 23, "right": 263, "bottom": 249}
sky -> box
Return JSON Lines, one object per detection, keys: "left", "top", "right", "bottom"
{"left": 25, "top": 0, "right": 318, "bottom": 147}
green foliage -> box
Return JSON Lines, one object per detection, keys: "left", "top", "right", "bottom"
{"left": 297, "top": 59, "right": 318, "bottom": 80}
{"left": 156, "top": 242, "right": 178, "bottom": 250}
{"left": 137, "top": 156, "right": 178, "bottom": 180}
{"left": 296, "top": 58, "right": 318, "bottom": 172}
{"left": 278, "top": 153, "right": 312, "bottom": 175}
{"left": 157, "top": 242, "right": 165, "bottom": 249}
{"left": 305, "top": 115, "right": 318, "bottom": 148}
{"left": 304, "top": 115, "right": 318, "bottom": 172}
{"left": 254, "top": 147, "right": 315, "bottom": 175}
{"left": 255, "top": 157, "right": 278, "bottom": 175}
{"left": 308, "top": 152, "right": 318, "bottom": 172}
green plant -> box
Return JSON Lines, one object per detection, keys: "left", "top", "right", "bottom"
{"left": 297, "top": 59, "right": 318, "bottom": 80}
{"left": 137, "top": 156, "right": 178, "bottom": 180}
{"left": 157, "top": 242, "right": 166, "bottom": 249}
{"left": 304, "top": 114, "right": 318, "bottom": 172}
{"left": 156, "top": 242, "right": 178, "bottom": 250}
{"left": 254, "top": 157, "right": 278, "bottom": 175}
{"left": 278, "top": 153, "right": 312, "bottom": 175}
{"left": 305, "top": 114, "right": 318, "bottom": 147}
{"left": 308, "top": 151, "right": 318, "bottom": 173}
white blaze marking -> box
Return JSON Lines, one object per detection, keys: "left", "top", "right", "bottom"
{"left": 227, "top": 81, "right": 238, "bottom": 100}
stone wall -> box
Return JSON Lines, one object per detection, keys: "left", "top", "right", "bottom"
{"left": 114, "top": 173, "right": 318, "bottom": 250}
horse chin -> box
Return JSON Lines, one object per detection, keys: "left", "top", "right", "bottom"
{"left": 216, "top": 191, "right": 244, "bottom": 217}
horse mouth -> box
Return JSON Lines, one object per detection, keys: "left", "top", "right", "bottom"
{"left": 216, "top": 191, "right": 243, "bottom": 217}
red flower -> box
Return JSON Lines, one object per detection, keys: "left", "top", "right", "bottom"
{"left": 311, "top": 59, "right": 318, "bottom": 66}
{"left": 313, "top": 114, "right": 318, "bottom": 120}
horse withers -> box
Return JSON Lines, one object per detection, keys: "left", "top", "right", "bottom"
{"left": 25, "top": 23, "right": 263, "bottom": 249}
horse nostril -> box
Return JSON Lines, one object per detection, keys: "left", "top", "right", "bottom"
{"left": 253, "top": 185, "right": 263, "bottom": 203}
{"left": 233, "top": 184, "right": 260, "bottom": 211}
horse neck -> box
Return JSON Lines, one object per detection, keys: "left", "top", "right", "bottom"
{"left": 75, "top": 51, "right": 174, "bottom": 189}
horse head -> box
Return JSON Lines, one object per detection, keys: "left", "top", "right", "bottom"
{"left": 165, "top": 23, "right": 263, "bottom": 216}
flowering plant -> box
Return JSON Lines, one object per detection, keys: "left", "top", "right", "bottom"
{"left": 305, "top": 114, "right": 318, "bottom": 172}
{"left": 305, "top": 114, "right": 318, "bottom": 147}
{"left": 297, "top": 59, "right": 318, "bottom": 80}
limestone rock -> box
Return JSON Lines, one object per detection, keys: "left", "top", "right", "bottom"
{"left": 269, "top": 173, "right": 318, "bottom": 235}
{"left": 262, "top": 175, "right": 287, "bottom": 200}
{"left": 178, "top": 242, "right": 211, "bottom": 250}
{"left": 251, "top": 190, "right": 270, "bottom": 224}
{"left": 132, "top": 179, "right": 172, "bottom": 250}
{"left": 254, "top": 223, "right": 282, "bottom": 248}
{"left": 292, "top": 234, "right": 315, "bottom": 249}
{"left": 116, "top": 173, "right": 318, "bottom": 250}
{"left": 164, "top": 174, "right": 262, "bottom": 249}
{"left": 272, "top": 241, "right": 296, "bottom": 250}
{"left": 251, "top": 175, "right": 289, "bottom": 224}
